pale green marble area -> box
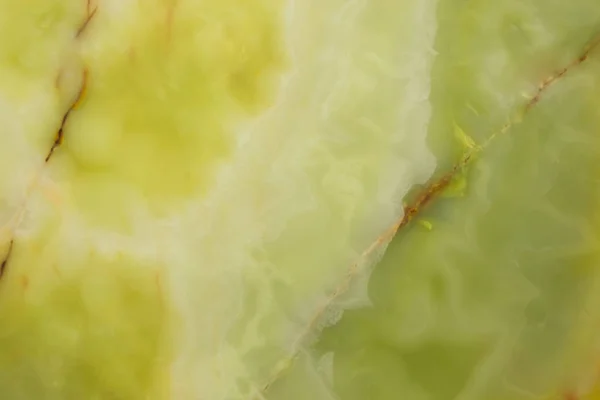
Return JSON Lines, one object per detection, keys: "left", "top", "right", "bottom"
{"left": 0, "top": 1, "right": 599, "bottom": 400}
{"left": 267, "top": 2, "right": 600, "bottom": 400}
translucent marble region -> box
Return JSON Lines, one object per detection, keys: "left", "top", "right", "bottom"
{"left": 0, "top": 1, "right": 599, "bottom": 400}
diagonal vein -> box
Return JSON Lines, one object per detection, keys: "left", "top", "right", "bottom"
{"left": 0, "top": 239, "right": 14, "bottom": 280}
{"left": 252, "top": 32, "right": 600, "bottom": 398}
{"left": 0, "top": 3, "right": 94, "bottom": 282}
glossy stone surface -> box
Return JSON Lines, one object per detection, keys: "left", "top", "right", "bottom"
{"left": 0, "top": 1, "right": 599, "bottom": 400}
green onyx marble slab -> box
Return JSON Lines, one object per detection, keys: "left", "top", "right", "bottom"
{"left": 0, "top": 1, "right": 599, "bottom": 400}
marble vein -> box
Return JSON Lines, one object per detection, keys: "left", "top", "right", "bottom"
{"left": 0, "top": 2, "right": 94, "bottom": 285}
{"left": 44, "top": 69, "right": 88, "bottom": 163}
{"left": 255, "top": 30, "right": 600, "bottom": 399}
{"left": 0, "top": 239, "right": 14, "bottom": 279}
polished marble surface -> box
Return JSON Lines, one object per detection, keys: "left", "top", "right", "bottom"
{"left": 0, "top": 1, "right": 598, "bottom": 399}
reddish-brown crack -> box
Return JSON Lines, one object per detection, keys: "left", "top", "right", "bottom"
{"left": 0, "top": 239, "right": 14, "bottom": 280}
{"left": 387, "top": 150, "right": 473, "bottom": 235}
{"left": 400, "top": 171, "right": 454, "bottom": 228}
{"left": 47, "top": 2, "right": 95, "bottom": 162}
{"left": 401, "top": 35, "right": 600, "bottom": 229}
{"left": 76, "top": 0, "right": 98, "bottom": 38}
{"left": 45, "top": 69, "right": 88, "bottom": 163}
{"left": 526, "top": 36, "right": 600, "bottom": 112}
{"left": 0, "top": 4, "right": 95, "bottom": 286}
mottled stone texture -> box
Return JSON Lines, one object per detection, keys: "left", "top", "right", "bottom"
{"left": 0, "top": 1, "right": 599, "bottom": 400}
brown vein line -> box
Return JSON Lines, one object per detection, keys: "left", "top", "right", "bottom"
{"left": 1, "top": 8, "right": 94, "bottom": 285}
{"left": 47, "top": 0, "right": 94, "bottom": 163}
{"left": 252, "top": 34, "right": 600, "bottom": 398}
{"left": 44, "top": 68, "right": 88, "bottom": 163}
{"left": 526, "top": 35, "right": 600, "bottom": 112}
{"left": 76, "top": 3, "right": 98, "bottom": 38}
{"left": 0, "top": 239, "right": 14, "bottom": 280}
